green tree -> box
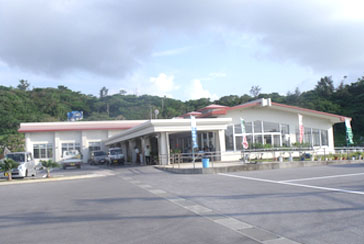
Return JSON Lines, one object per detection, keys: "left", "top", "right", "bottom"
{"left": 17, "top": 79, "right": 30, "bottom": 91}
{"left": 249, "top": 85, "right": 261, "bottom": 98}
{"left": 100, "top": 86, "right": 108, "bottom": 98}
{"left": 119, "top": 89, "right": 127, "bottom": 95}
{"left": 41, "top": 160, "right": 60, "bottom": 178}
{"left": 0, "top": 158, "right": 19, "bottom": 181}
{"left": 315, "top": 76, "right": 334, "bottom": 97}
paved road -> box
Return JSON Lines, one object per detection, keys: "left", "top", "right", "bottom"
{"left": 1, "top": 163, "right": 364, "bottom": 243}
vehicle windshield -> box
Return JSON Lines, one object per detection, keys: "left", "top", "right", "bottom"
{"left": 94, "top": 151, "right": 106, "bottom": 156}
{"left": 110, "top": 149, "right": 122, "bottom": 155}
{"left": 6, "top": 153, "right": 25, "bottom": 163}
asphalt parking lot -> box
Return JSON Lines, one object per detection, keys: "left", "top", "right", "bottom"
{"left": 1, "top": 163, "right": 364, "bottom": 244}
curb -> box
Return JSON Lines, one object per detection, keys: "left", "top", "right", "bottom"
{"left": 155, "top": 160, "right": 364, "bottom": 174}
{"left": 0, "top": 173, "right": 105, "bottom": 186}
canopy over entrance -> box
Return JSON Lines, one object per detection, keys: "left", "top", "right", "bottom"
{"left": 104, "top": 118, "right": 232, "bottom": 165}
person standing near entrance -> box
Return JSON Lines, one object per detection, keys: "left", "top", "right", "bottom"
{"left": 145, "top": 145, "right": 151, "bottom": 165}
{"left": 134, "top": 146, "right": 140, "bottom": 164}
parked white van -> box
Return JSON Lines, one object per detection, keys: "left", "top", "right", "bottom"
{"left": 5, "top": 152, "right": 37, "bottom": 177}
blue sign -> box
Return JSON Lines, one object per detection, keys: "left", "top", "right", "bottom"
{"left": 67, "top": 111, "right": 83, "bottom": 121}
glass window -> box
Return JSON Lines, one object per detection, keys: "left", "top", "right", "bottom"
{"left": 33, "top": 144, "right": 40, "bottom": 158}
{"left": 6, "top": 153, "right": 25, "bottom": 162}
{"left": 89, "top": 141, "right": 101, "bottom": 152}
{"left": 236, "top": 135, "right": 252, "bottom": 150}
{"left": 246, "top": 135, "right": 253, "bottom": 147}
{"left": 273, "top": 135, "right": 281, "bottom": 147}
{"left": 225, "top": 125, "right": 234, "bottom": 151}
{"left": 321, "top": 130, "right": 328, "bottom": 146}
{"left": 282, "top": 134, "right": 290, "bottom": 147}
{"left": 197, "top": 133, "right": 202, "bottom": 150}
{"left": 254, "top": 121, "right": 262, "bottom": 133}
{"left": 40, "top": 144, "right": 46, "bottom": 158}
{"left": 235, "top": 136, "right": 243, "bottom": 151}
{"left": 33, "top": 143, "right": 53, "bottom": 159}
{"left": 281, "top": 124, "right": 289, "bottom": 134}
{"left": 234, "top": 124, "right": 242, "bottom": 134}
{"left": 263, "top": 121, "right": 279, "bottom": 132}
{"left": 254, "top": 135, "right": 263, "bottom": 144}
{"left": 304, "top": 128, "right": 312, "bottom": 146}
{"left": 208, "top": 132, "right": 215, "bottom": 151}
{"left": 295, "top": 127, "right": 300, "bottom": 143}
{"left": 61, "top": 142, "right": 81, "bottom": 157}
{"left": 202, "top": 133, "right": 208, "bottom": 149}
{"left": 47, "top": 144, "right": 53, "bottom": 158}
{"left": 245, "top": 122, "right": 252, "bottom": 133}
{"left": 312, "top": 129, "right": 320, "bottom": 146}
{"left": 264, "top": 135, "right": 272, "bottom": 145}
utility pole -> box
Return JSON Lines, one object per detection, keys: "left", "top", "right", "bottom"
{"left": 161, "top": 96, "right": 165, "bottom": 119}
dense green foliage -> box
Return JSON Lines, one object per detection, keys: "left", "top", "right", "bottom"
{"left": 1, "top": 76, "right": 363, "bottom": 155}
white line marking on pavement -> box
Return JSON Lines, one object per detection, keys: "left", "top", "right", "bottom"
{"left": 279, "top": 172, "right": 364, "bottom": 183}
{"left": 219, "top": 173, "right": 364, "bottom": 196}
{"left": 213, "top": 218, "right": 252, "bottom": 230}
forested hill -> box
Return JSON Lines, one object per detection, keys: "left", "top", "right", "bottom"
{"left": 1, "top": 76, "right": 364, "bottom": 154}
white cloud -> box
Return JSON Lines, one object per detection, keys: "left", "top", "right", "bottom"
{"left": 0, "top": 0, "right": 364, "bottom": 79}
{"left": 187, "top": 79, "right": 218, "bottom": 100}
{"left": 149, "top": 73, "right": 179, "bottom": 97}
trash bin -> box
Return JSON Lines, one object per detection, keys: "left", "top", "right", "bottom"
{"left": 202, "top": 158, "right": 210, "bottom": 168}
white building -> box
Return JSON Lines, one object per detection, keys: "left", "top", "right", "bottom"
{"left": 19, "top": 98, "right": 350, "bottom": 164}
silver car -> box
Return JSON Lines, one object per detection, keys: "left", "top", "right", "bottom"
{"left": 89, "top": 150, "right": 108, "bottom": 165}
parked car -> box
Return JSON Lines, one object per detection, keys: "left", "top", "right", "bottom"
{"left": 4, "top": 152, "right": 37, "bottom": 178}
{"left": 108, "top": 148, "right": 124, "bottom": 165}
{"left": 89, "top": 150, "right": 108, "bottom": 165}
{"left": 59, "top": 150, "right": 82, "bottom": 169}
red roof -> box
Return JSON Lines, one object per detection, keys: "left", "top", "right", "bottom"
{"left": 18, "top": 120, "right": 145, "bottom": 133}
{"left": 271, "top": 102, "right": 349, "bottom": 121}
{"left": 198, "top": 109, "right": 227, "bottom": 118}
{"left": 227, "top": 101, "right": 261, "bottom": 111}
{"left": 183, "top": 98, "right": 350, "bottom": 121}
{"left": 198, "top": 104, "right": 228, "bottom": 111}
{"left": 180, "top": 111, "right": 202, "bottom": 118}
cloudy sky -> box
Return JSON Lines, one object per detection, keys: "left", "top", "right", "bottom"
{"left": 0, "top": 0, "right": 363, "bottom": 101}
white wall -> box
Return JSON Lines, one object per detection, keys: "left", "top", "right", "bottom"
{"left": 26, "top": 132, "right": 54, "bottom": 164}
{"left": 218, "top": 106, "right": 335, "bottom": 152}
{"left": 27, "top": 129, "right": 116, "bottom": 163}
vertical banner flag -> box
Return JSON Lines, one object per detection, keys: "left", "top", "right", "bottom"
{"left": 298, "top": 114, "right": 304, "bottom": 144}
{"left": 345, "top": 118, "right": 354, "bottom": 145}
{"left": 190, "top": 115, "right": 198, "bottom": 149}
{"left": 241, "top": 118, "right": 249, "bottom": 149}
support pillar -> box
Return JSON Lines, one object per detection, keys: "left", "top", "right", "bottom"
{"left": 158, "top": 132, "right": 170, "bottom": 165}
{"left": 81, "top": 131, "right": 88, "bottom": 163}
{"left": 141, "top": 137, "right": 145, "bottom": 165}
{"left": 217, "top": 129, "right": 225, "bottom": 161}
{"left": 54, "top": 132, "right": 61, "bottom": 162}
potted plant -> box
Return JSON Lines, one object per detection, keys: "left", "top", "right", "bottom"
{"left": 40, "top": 160, "right": 60, "bottom": 178}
